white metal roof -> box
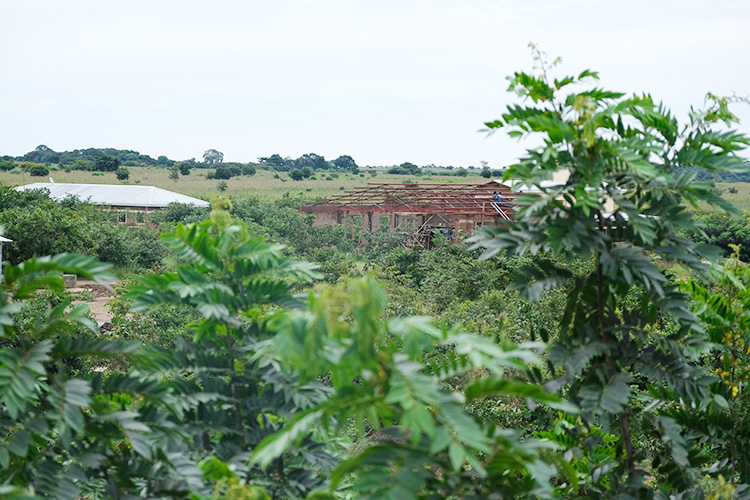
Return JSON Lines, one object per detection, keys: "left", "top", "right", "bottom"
{"left": 15, "top": 183, "right": 210, "bottom": 209}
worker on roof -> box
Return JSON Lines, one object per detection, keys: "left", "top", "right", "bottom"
{"left": 492, "top": 191, "right": 503, "bottom": 203}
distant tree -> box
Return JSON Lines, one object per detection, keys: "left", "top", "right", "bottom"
{"left": 116, "top": 167, "right": 130, "bottom": 180}
{"left": 72, "top": 159, "right": 93, "bottom": 171}
{"left": 400, "top": 162, "right": 419, "bottom": 174}
{"left": 213, "top": 167, "right": 232, "bottom": 180}
{"left": 295, "top": 153, "right": 329, "bottom": 170}
{"left": 480, "top": 169, "right": 492, "bottom": 178}
{"left": 242, "top": 165, "right": 256, "bottom": 176}
{"left": 217, "top": 180, "right": 228, "bottom": 192}
{"left": 226, "top": 164, "right": 242, "bottom": 177}
{"left": 28, "top": 164, "right": 49, "bottom": 177}
{"left": 203, "top": 149, "right": 224, "bottom": 165}
{"left": 0, "top": 160, "right": 15, "bottom": 171}
{"left": 93, "top": 154, "right": 120, "bottom": 172}
{"left": 258, "top": 154, "right": 286, "bottom": 168}
{"left": 333, "top": 154, "right": 358, "bottom": 171}
{"left": 289, "top": 169, "right": 304, "bottom": 181}
{"left": 168, "top": 168, "right": 179, "bottom": 181}
{"left": 23, "top": 145, "right": 61, "bottom": 164}
{"left": 157, "top": 155, "right": 169, "bottom": 165}
{"left": 479, "top": 160, "right": 489, "bottom": 170}
{"left": 453, "top": 168, "right": 468, "bottom": 177}
{"left": 301, "top": 166, "right": 313, "bottom": 178}
{"left": 178, "top": 162, "right": 191, "bottom": 175}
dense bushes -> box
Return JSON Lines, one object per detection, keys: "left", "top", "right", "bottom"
{"left": 28, "top": 164, "right": 49, "bottom": 176}
{"left": 691, "top": 213, "right": 750, "bottom": 261}
{"left": 0, "top": 185, "right": 167, "bottom": 270}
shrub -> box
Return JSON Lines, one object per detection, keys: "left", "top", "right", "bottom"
{"left": 691, "top": 213, "right": 750, "bottom": 261}
{"left": 213, "top": 167, "right": 232, "bottom": 180}
{"left": 28, "top": 164, "right": 49, "bottom": 177}
{"left": 116, "top": 167, "right": 130, "bottom": 180}
{"left": 242, "top": 165, "right": 256, "bottom": 176}
{"left": 151, "top": 202, "right": 209, "bottom": 225}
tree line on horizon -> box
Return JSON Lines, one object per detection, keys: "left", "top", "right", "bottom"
{"left": 0, "top": 145, "right": 500, "bottom": 178}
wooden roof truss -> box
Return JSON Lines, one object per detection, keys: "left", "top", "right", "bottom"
{"left": 302, "top": 182, "right": 514, "bottom": 217}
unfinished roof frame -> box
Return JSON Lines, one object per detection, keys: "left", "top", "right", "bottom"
{"left": 300, "top": 182, "right": 515, "bottom": 247}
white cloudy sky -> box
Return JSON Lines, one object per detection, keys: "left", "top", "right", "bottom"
{"left": 1, "top": 0, "right": 748, "bottom": 168}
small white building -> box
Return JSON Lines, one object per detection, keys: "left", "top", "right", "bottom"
{"left": 16, "top": 183, "right": 210, "bottom": 224}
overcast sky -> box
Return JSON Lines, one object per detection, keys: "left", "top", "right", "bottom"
{"left": 1, "top": 0, "right": 748, "bottom": 168}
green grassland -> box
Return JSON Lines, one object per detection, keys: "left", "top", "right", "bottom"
{"left": 714, "top": 183, "right": 750, "bottom": 215}
{"left": 4, "top": 166, "right": 747, "bottom": 214}
{"left": 0, "top": 166, "right": 490, "bottom": 201}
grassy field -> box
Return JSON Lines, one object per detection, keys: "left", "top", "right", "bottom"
{"left": 0, "top": 167, "right": 490, "bottom": 201}
{"left": 713, "top": 183, "right": 750, "bottom": 215}
{"left": 5, "top": 167, "right": 748, "bottom": 213}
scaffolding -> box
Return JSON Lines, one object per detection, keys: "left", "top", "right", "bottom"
{"left": 300, "top": 182, "right": 514, "bottom": 248}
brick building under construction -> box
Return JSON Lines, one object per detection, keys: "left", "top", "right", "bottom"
{"left": 299, "top": 180, "right": 515, "bottom": 247}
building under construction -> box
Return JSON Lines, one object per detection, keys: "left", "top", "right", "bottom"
{"left": 299, "top": 180, "right": 514, "bottom": 247}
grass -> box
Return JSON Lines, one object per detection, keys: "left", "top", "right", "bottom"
{"left": 1, "top": 167, "right": 489, "bottom": 201}
{"left": 713, "top": 183, "right": 750, "bottom": 215}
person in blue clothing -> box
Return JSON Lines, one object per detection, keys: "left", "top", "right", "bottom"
{"left": 492, "top": 191, "right": 503, "bottom": 202}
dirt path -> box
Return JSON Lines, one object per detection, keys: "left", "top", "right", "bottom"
{"left": 69, "top": 280, "right": 118, "bottom": 327}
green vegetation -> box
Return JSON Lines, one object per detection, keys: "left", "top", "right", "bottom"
{"left": 2, "top": 60, "right": 750, "bottom": 499}
{"left": 472, "top": 57, "right": 748, "bottom": 495}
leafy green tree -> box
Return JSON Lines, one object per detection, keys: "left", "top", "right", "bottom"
{"left": 0, "top": 254, "right": 204, "bottom": 498}
{"left": 251, "top": 277, "right": 577, "bottom": 499}
{"left": 301, "top": 166, "right": 313, "bottom": 178}
{"left": 690, "top": 213, "right": 750, "bottom": 262}
{"left": 258, "top": 154, "right": 292, "bottom": 171}
{"left": 22, "top": 144, "right": 61, "bottom": 164}
{"left": 332, "top": 154, "right": 357, "bottom": 171}
{"left": 115, "top": 166, "right": 130, "bottom": 180}
{"left": 241, "top": 164, "right": 256, "bottom": 176}
{"left": 217, "top": 180, "right": 228, "bottom": 192}
{"left": 71, "top": 159, "right": 93, "bottom": 171}
{"left": 178, "top": 161, "right": 191, "bottom": 175}
{"left": 295, "top": 153, "right": 329, "bottom": 170}
{"left": 683, "top": 248, "right": 750, "bottom": 488}
{"left": 126, "top": 213, "right": 333, "bottom": 498}
{"left": 28, "top": 164, "right": 49, "bottom": 177}
{"left": 213, "top": 167, "right": 232, "bottom": 180}
{"left": 168, "top": 167, "right": 179, "bottom": 181}
{"left": 93, "top": 154, "right": 120, "bottom": 172}
{"left": 289, "top": 169, "right": 304, "bottom": 181}
{"left": 480, "top": 169, "right": 492, "bottom": 178}
{"left": 470, "top": 60, "right": 749, "bottom": 496}
{"left": 203, "top": 148, "right": 224, "bottom": 165}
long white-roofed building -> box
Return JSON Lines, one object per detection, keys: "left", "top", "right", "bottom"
{"left": 15, "top": 183, "right": 210, "bottom": 224}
